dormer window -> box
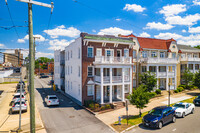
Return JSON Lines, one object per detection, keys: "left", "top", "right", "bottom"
{"left": 160, "top": 52, "right": 165, "bottom": 58}
{"left": 142, "top": 51, "right": 147, "bottom": 58}
{"left": 151, "top": 51, "right": 157, "bottom": 57}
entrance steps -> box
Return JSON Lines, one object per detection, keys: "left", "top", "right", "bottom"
{"left": 112, "top": 101, "right": 125, "bottom": 109}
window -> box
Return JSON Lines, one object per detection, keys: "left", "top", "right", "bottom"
{"left": 172, "top": 53, "right": 176, "bottom": 58}
{"left": 78, "top": 84, "right": 80, "bottom": 96}
{"left": 142, "top": 66, "right": 147, "bottom": 72}
{"left": 71, "top": 82, "right": 72, "bottom": 89}
{"left": 133, "top": 79, "right": 136, "bottom": 87}
{"left": 142, "top": 51, "right": 147, "bottom": 58}
{"left": 96, "top": 48, "right": 102, "bottom": 57}
{"left": 160, "top": 52, "right": 165, "bottom": 58}
{"left": 87, "top": 47, "right": 93, "bottom": 58}
{"left": 159, "top": 66, "right": 166, "bottom": 72}
{"left": 172, "top": 66, "right": 175, "bottom": 72}
{"left": 133, "top": 50, "right": 136, "bottom": 58}
{"left": 189, "top": 64, "right": 193, "bottom": 70}
{"left": 71, "top": 66, "right": 72, "bottom": 74}
{"left": 68, "top": 66, "right": 69, "bottom": 75}
{"left": 78, "top": 48, "right": 80, "bottom": 59}
{"left": 195, "top": 64, "right": 199, "bottom": 70}
{"left": 88, "top": 66, "right": 93, "bottom": 77}
{"left": 181, "top": 54, "right": 185, "bottom": 58}
{"left": 71, "top": 50, "right": 72, "bottom": 58}
{"left": 194, "top": 54, "right": 198, "bottom": 58}
{"left": 151, "top": 51, "right": 157, "bottom": 57}
{"left": 133, "top": 65, "right": 136, "bottom": 72}
{"left": 188, "top": 54, "right": 192, "bottom": 58}
{"left": 78, "top": 66, "right": 80, "bottom": 77}
{"left": 105, "top": 49, "right": 114, "bottom": 57}
{"left": 124, "top": 49, "right": 129, "bottom": 58}
{"left": 172, "top": 78, "right": 175, "bottom": 84}
{"left": 124, "top": 85, "right": 129, "bottom": 93}
{"left": 87, "top": 85, "right": 94, "bottom": 96}
{"left": 149, "top": 66, "right": 156, "bottom": 72}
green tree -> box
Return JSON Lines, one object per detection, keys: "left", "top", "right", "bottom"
{"left": 35, "top": 57, "right": 54, "bottom": 69}
{"left": 194, "top": 70, "right": 200, "bottom": 89}
{"left": 128, "top": 85, "right": 150, "bottom": 117}
{"left": 194, "top": 45, "right": 200, "bottom": 49}
{"left": 182, "top": 69, "right": 194, "bottom": 88}
{"left": 139, "top": 71, "right": 157, "bottom": 92}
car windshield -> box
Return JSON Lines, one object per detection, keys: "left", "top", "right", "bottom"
{"left": 173, "top": 104, "right": 185, "bottom": 109}
{"left": 149, "top": 109, "right": 162, "bottom": 117}
{"left": 15, "top": 102, "right": 25, "bottom": 105}
{"left": 49, "top": 97, "right": 57, "bottom": 99}
{"left": 14, "top": 95, "right": 24, "bottom": 98}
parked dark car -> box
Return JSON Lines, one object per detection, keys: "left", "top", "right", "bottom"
{"left": 16, "top": 84, "right": 25, "bottom": 89}
{"left": 193, "top": 96, "right": 200, "bottom": 106}
{"left": 40, "top": 75, "right": 49, "bottom": 78}
{"left": 142, "top": 106, "right": 176, "bottom": 129}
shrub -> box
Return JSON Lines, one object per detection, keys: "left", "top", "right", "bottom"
{"left": 105, "top": 104, "right": 111, "bottom": 109}
{"left": 89, "top": 103, "right": 95, "bottom": 110}
{"left": 148, "top": 92, "right": 157, "bottom": 98}
{"left": 193, "top": 86, "right": 198, "bottom": 90}
{"left": 100, "top": 106, "right": 105, "bottom": 110}
{"left": 94, "top": 104, "right": 99, "bottom": 109}
{"left": 155, "top": 89, "right": 161, "bottom": 95}
{"left": 174, "top": 89, "right": 179, "bottom": 93}
{"left": 177, "top": 87, "right": 184, "bottom": 92}
{"left": 178, "top": 85, "right": 186, "bottom": 89}
{"left": 84, "top": 100, "right": 94, "bottom": 107}
{"left": 187, "top": 85, "right": 195, "bottom": 90}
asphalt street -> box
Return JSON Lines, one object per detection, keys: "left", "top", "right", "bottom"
{"left": 34, "top": 77, "right": 114, "bottom": 133}
{"left": 126, "top": 105, "right": 200, "bottom": 133}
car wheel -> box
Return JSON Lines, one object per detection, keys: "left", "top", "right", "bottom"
{"left": 191, "top": 108, "right": 194, "bottom": 114}
{"left": 182, "top": 112, "right": 185, "bottom": 118}
{"left": 158, "top": 121, "right": 163, "bottom": 129}
{"left": 172, "top": 116, "right": 176, "bottom": 123}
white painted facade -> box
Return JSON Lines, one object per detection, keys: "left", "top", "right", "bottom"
{"left": 65, "top": 37, "right": 82, "bottom": 104}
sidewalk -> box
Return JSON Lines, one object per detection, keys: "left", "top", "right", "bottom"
{"left": 0, "top": 83, "right": 45, "bottom": 133}
{"left": 96, "top": 89, "right": 200, "bottom": 125}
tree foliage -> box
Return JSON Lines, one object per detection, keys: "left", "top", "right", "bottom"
{"left": 194, "top": 70, "right": 200, "bottom": 89}
{"left": 182, "top": 69, "right": 194, "bottom": 87}
{"left": 194, "top": 45, "right": 200, "bottom": 49}
{"left": 139, "top": 71, "right": 157, "bottom": 92}
{"left": 35, "top": 57, "right": 54, "bottom": 69}
{"left": 128, "top": 85, "right": 150, "bottom": 117}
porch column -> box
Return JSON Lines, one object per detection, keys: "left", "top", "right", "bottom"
{"left": 166, "top": 65, "right": 169, "bottom": 90}
{"left": 193, "top": 63, "right": 195, "bottom": 73}
{"left": 122, "top": 68, "right": 125, "bottom": 102}
{"left": 100, "top": 67, "right": 104, "bottom": 104}
{"left": 174, "top": 65, "right": 177, "bottom": 90}
{"left": 147, "top": 65, "right": 149, "bottom": 72}
{"left": 129, "top": 67, "right": 132, "bottom": 94}
{"left": 109, "top": 68, "right": 112, "bottom": 103}
{"left": 156, "top": 65, "right": 159, "bottom": 89}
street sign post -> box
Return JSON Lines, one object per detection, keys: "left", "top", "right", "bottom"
{"left": 126, "top": 100, "right": 128, "bottom": 125}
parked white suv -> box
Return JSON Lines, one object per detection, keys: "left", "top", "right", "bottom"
{"left": 45, "top": 95, "right": 59, "bottom": 106}
{"left": 12, "top": 93, "right": 26, "bottom": 103}
{"left": 173, "top": 102, "right": 195, "bottom": 118}
{"left": 12, "top": 99, "right": 27, "bottom": 113}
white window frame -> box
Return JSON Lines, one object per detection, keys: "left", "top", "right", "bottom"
{"left": 133, "top": 79, "right": 136, "bottom": 88}
{"left": 105, "top": 49, "right": 114, "bottom": 57}
{"left": 124, "top": 85, "right": 129, "bottom": 93}
{"left": 88, "top": 66, "right": 93, "bottom": 77}
{"left": 96, "top": 48, "right": 102, "bottom": 57}
{"left": 142, "top": 66, "right": 147, "bottom": 72}
{"left": 172, "top": 53, "right": 176, "bottom": 58}
{"left": 124, "top": 49, "right": 129, "bottom": 58}
{"left": 151, "top": 51, "right": 157, "bottom": 57}
{"left": 133, "top": 50, "right": 136, "bottom": 58}
{"left": 160, "top": 52, "right": 165, "bottom": 58}
{"left": 87, "top": 47, "right": 94, "bottom": 58}
{"left": 87, "top": 85, "right": 94, "bottom": 96}
{"left": 133, "top": 65, "right": 136, "bottom": 72}
{"left": 142, "top": 51, "right": 147, "bottom": 58}
{"left": 117, "top": 49, "right": 122, "bottom": 57}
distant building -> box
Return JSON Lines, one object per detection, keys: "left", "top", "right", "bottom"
{"left": 3, "top": 49, "right": 23, "bottom": 67}
{"left": 35, "top": 62, "right": 54, "bottom": 74}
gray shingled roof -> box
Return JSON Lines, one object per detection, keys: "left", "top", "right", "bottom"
{"left": 177, "top": 44, "right": 200, "bottom": 52}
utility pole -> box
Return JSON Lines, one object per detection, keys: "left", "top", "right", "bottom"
{"left": 33, "top": 36, "right": 40, "bottom": 59}
{"left": 15, "top": 1, "right": 54, "bottom": 133}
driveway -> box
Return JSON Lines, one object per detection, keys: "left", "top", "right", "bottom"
{"left": 35, "top": 77, "right": 114, "bottom": 133}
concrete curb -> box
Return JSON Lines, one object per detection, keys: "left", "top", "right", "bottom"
{"left": 120, "top": 124, "right": 140, "bottom": 133}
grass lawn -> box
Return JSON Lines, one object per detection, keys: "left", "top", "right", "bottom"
{"left": 0, "top": 81, "right": 27, "bottom": 84}
{"left": 111, "top": 96, "right": 197, "bottom": 132}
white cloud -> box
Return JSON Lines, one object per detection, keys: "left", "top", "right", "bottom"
{"left": 182, "top": 29, "right": 187, "bottom": 33}
{"left": 188, "top": 26, "right": 200, "bottom": 33}
{"left": 193, "top": 0, "right": 200, "bottom": 5}
{"left": 36, "top": 52, "right": 53, "bottom": 58}
{"left": 48, "top": 39, "right": 74, "bottom": 50}
{"left": 144, "top": 22, "right": 174, "bottom": 30}
{"left": 159, "top": 4, "right": 186, "bottom": 17}
{"left": 17, "top": 34, "right": 46, "bottom": 43}
{"left": 0, "top": 43, "right": 5, "bottom": 47}
{"left": 165, "top": 13, "right": 200, "bottom": 26}
{"left": 116, "top": 18, "right": 121, "bottom": 21}
{"left": 98, "top": 27, "right": 132, "bottom": 36}
{"left": 43, "top": 25, "right": 80, "bottom": 39}
{"left": 154, "top": 32, "right": 200, "bottom": 46}
{"left": 138, "top": 32, "right": 151, "bottom": 37}
{"left": 123, "top": 4, "right": 146, "bottom": 12}
{"left": 92, "top": 29, "right": 96, "bottom": 33}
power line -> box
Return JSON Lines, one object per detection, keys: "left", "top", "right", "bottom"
{"left": 0, "top": 26, "right": 28, "bottom": 30}
{"left": 5, "top": 1, "right": 20, "bottom": 38}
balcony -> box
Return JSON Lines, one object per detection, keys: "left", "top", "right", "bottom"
{"left": 141, "top": 57, "right": 178, "bottom": 64}
{"left": 94, "top": 75, "right": 130, "bottom": 84}
{"left": 158, "top": 72, "right": 167, "bottom": 77}
{"left": 94, "top": 56, "right": 132, "bottom": 64}
{"left": 181, "top": 57, "right": 200, "bottom": 62}
{"left": 60, "top": 60, "right": 65, "bottom": 65}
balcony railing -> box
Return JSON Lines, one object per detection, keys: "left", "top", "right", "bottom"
{"left": 158, "top": 72, "right": 167, "bottom": 77}
{"left": 94, "top": 75, "right": 130, "bottom": 83}
{"left": 168, "top": 72, "right": 175, "bottom": 77}
{"left": 181, "top": 57, "right": 200, "bottom": 62}
{"left": 141, "top": 57, "right": 178, "bottom": 64}
{"left": 94, "top": 56, "right": 132, "bottom": 64}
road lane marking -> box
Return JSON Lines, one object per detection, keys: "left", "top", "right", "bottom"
{"left": 172, "top": 128, "right": 176, "bottom": 131}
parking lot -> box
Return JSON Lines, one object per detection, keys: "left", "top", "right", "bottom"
{"left": 0, "top": 83, "right": 44, "bottom": 132}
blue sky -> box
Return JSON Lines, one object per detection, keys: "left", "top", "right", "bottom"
{"left": 0, "top": 0, "right": 200, "bottom": 58}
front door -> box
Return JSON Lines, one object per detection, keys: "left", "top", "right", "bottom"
{"left": 96, "top": 86, "right": 101, "bottom": 101}
{"left": 117, "top": 50, "right": 121, "bottom": 57}
{"left": 160, "top": 79, "right": 165, "bottom": 89}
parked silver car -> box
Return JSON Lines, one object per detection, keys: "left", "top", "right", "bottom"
{"left": 12, "top": 93, "right": 26, "bottom": 102}
{"left": 11, "top": 99, "right": 27, "bottom": 113}
{"left": 45, "top": 95, "right": 59, "bottom": 106}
